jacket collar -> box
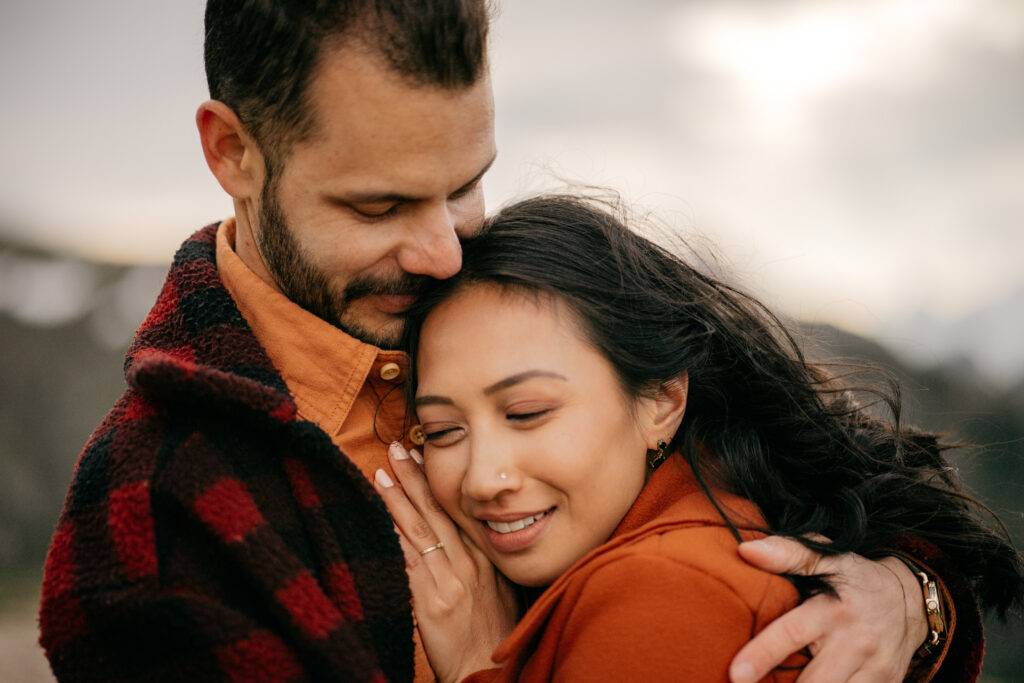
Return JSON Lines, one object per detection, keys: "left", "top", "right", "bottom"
{"left": 125, "top": 224, "right": 297, "bottom": 423}
{"left": 215, "top": 218, "right": 411, "bottom": 441}
{"left": 492, "top": 455, "right": 766, "bottom": 665}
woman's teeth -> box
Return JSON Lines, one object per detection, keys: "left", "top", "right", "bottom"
{"left": 486, "top": 511, "right": 547, "bottom": 534}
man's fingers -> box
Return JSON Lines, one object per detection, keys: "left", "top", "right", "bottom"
{"left": 729, "top": 604, "right": 825, "bottom": 683}
{"left": 737, "top": 545, "right": 922, "bottom": 683}
{"left": 790, "top": 637, "right": 885, "bottom": 683}
{"left": 790, "top": 654, "right": 853, "bottom": 683}
{"left": 738, "top": 535, "right": 830, "bottom": 576}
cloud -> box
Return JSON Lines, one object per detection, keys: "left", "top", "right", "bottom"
{"left": 2, "top": 0, "right": 1022, "bottom": 370}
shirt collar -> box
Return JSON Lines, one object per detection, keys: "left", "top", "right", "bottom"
{"left": 215, "top": 218, "right": 408, "bottom": 434}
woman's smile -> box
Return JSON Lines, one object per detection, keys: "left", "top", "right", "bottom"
{"left": 415, "top": 284, "right": 657, "bottom": 587}
{"left": 479, "top": 508, "right": 556, "bottom": 553}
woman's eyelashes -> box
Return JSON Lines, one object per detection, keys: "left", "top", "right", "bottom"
{"left": 505, "top": 409, "right": 550, "bottom": 422}
{"left": 420, "top": 402, "right": 559, "bottom": 447}
{"left": 422, "top": 424, "right": 463, "bottom": 447}
{"left": 503, "top": 398, "right": 559, "bottom": 424}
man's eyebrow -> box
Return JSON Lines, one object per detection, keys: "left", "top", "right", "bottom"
{"left": 335, "top": 153, "right": 497, "bottom": 205}
{"left": 452, "top": 153, "right": 496, "bottom": 195}
{"left": 415, "top": 369, "right": 567, "bottom": 407}
{"left": 337, "top": 190, "right": 416, "bottom": 205}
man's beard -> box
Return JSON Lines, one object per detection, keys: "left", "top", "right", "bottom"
{"left": 257, "top": 181, "right": 428, "bottom": 349}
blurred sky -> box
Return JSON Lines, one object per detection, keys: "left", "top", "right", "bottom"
{"left": 2, "top": 0, "right": 1023, "bottom": 342}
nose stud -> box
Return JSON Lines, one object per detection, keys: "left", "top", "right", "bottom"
{"left": 499, "top": 472, "right": 508, "bottom": 480}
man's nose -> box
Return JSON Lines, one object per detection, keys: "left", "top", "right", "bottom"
{"left": 397, "top": 203, "right": 463, "bottom": 280}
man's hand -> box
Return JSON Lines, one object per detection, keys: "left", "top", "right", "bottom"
{"left": 730, "top": 536, "right": 928, "bottom": 683}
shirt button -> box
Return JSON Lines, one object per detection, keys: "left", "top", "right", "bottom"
{"left": 379, "top": 362, "right": 401, "bottom": 381}
{"left": 409, "top": 424, "right": 426, "bottom": 446}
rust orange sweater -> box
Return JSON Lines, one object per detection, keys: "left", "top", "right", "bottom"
{"left": 466, "top": 456, "right": 808, "bottom": 682}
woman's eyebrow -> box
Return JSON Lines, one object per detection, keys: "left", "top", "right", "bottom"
{"left": 414, "top": 395, "right": 454, "bottom": 407}
{"left": 415, "top": 370, "right": 567, "bottom": 408}
{"left": 482, "top": 370, "right": 567, "bottom": 395}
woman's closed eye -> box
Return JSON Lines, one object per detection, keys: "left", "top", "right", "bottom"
{"left": 422, "top": 424, "right": 464, "bottom": 447}
{"left": 506, "top": 409, "right": 550, "bottom": 422}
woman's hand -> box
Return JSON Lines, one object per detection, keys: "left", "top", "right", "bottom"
{"left": 729, "top": 536, "right": 928, "bottom": 683}
{"left": 374, "top": 442, "right": 519, "bottom": 683}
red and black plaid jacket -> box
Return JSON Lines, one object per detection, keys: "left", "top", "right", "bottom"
{"left": 39, "top": 225, "right": 985, "bottom": 682}
{"left": 39, "top": 225, "right": 414, "bottom": 682}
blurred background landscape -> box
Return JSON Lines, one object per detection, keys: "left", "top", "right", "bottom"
{"left": 2, "top": 0, "right": 1022, "bottom": 680}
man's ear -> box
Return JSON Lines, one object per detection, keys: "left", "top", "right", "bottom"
{"left": 646, "top": 372, "right": 688, "bottom": 447}
{"left": 196, "top": 100, "right": 264, "bottom": 200}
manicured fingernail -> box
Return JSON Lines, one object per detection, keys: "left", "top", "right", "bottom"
{"left": 731, "top": 661, "right": 755, "bottom": 683}
{"left": 389, "top": 441, "right": 409, "bottom": 460}
{"left": 375, "top": 469, "right": 394, "bottom": 488}
{"left": 410, "top": 449, "right": 423, "bottom": 465}
{"left": 742, "top": 539, "right": 772, "bottom": 554}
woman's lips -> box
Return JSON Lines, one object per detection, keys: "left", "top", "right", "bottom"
{"left": 480, "top": 508, "right": 554, "bottom": 553}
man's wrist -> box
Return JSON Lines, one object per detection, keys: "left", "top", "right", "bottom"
{"left": 886, "top": 555, "right": 947, "bottom": 656}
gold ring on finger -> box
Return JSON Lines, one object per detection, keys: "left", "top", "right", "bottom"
{"left": 419, "top": 541, "right": 445, "bottom": 556}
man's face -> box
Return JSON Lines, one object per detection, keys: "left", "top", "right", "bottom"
{"left": 252, "top": 47, "right": 496, "bottom": 348}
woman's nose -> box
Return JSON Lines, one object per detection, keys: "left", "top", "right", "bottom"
{"left": 461, "top": 445, "right": 521, "bottom": 502}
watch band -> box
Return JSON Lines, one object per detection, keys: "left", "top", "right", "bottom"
{"left": 891, "top": 554, "right": 947, "bottom": 655}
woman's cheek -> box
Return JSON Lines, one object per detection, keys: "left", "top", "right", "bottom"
{"left": 425, "top": 462, "right": 460, "bottom": 515}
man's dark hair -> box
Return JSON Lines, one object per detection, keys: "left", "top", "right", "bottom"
{"left": 204, "top": 0, "right": 491, "bottom": 162}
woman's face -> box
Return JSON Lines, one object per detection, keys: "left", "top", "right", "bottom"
{"left": 414, "top": 284, "right": 655, "bottom": 586}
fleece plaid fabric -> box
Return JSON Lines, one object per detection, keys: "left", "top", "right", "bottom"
{"left": 39, "top": 225, "right": 414, "bottom": 682}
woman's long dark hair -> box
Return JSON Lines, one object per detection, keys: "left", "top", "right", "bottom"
{"left": 403, "top": 193, "right": 1024, "bottom": 618}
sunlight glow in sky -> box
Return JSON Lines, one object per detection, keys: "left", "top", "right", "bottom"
{"left": 672, "top": 0, "right": 1010, "bottom": 142}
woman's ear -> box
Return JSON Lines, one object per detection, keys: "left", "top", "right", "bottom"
{"left": 196, "top": 100, "right": 265, "bottom": 200}
{"left": 644, "top": 372, "right": 688, "bottom": 447}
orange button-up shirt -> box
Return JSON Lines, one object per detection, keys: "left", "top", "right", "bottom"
{"left": 217, "top": 219, "right": 434, "bottom": 682}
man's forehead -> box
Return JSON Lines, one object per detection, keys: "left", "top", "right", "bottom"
{"left": 309, "top": 43, "right": 494, "bottom": 128}
{"left": 285, "top": 48, "right": 496, "bottom": 195}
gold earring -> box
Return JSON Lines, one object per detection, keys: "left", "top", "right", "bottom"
{"left": 648, "top": 440, "right": 669, "bottom": 469}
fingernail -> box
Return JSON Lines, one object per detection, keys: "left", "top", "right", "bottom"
{"left": 375, "top": 469, "right": 394, "bottom": 488}
{"left": 731, "top": 661, "right": 755, "bottom": 683}
{"left": 410, "top": 449, "right": 424, "bottom": 465}
{"left": 742, "top": 539, "right": 773, "bottom": 554}
{"left": 389, "top": 441, "right": 410, "bottom": 460}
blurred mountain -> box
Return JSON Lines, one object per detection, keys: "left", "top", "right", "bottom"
{"left": 1, "top": 240, "right": 1021, "bottom": 677}
{"left": 0, "top": 239, "right": 167, "bottom": 569}
{"left": 0, "top": 313, "right": 126, "bottom": 567}
{"left": 878, "top": 286, "right": 1024, "bottom": 390}
{"left": 0, "top": 240, "right": 167, "bottom": 348}
{"left": 799, "top": 321, "right": 1023, "bottom": 533}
